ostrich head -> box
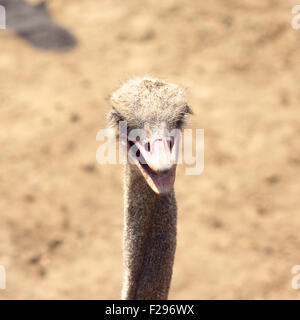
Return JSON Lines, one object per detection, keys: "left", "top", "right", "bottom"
{"left": 108, "top": 77, "right": 192, "bottom": 195}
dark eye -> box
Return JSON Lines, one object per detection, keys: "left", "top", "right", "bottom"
{"left": 175, "top": 105, "right": 193, "bottom": 128}
{"left": 108, "top": 108, "right": 124, "bottom": 127}
{"left": 128, "top": 140, "right": 140, "bottom": 157}
{"left": 176, "top": 118, "right": 184, "bottom": 128}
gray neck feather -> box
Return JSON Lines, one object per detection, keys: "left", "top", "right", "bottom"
{"left": 122, "top": 165, "right": 177, "bottom": 300}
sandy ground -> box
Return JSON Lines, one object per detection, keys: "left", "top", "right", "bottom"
{"left": 0, "top": 0, "right": 300, "bottom": 299}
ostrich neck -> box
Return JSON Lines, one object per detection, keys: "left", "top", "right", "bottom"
{"left": 122, "top": 165, "right": 177, "bottom": 300}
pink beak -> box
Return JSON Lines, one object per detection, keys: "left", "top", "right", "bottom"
{"left": 138, "top": 133, "right": 179, "bottom": 174}
{"left": 123, "top": 129, "right": 181, "bottom": 194}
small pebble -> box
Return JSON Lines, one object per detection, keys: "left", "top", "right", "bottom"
{"left": 70, "top": 113, "right": 80, "bottom": 122}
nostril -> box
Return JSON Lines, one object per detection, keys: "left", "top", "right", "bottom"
{"left": 145, "top": 142, "right": 151, "bottom": 152}
{"left": 169, "top": 137, "right": 174, "bottom": 150}
{"left": 167, "top": 137, "right": 174, "bottom": 150}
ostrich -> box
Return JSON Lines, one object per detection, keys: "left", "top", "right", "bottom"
{"left": 108, "top": 77, "right": 192, "bottom": 300}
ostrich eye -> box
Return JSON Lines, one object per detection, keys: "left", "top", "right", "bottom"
{"left": 176, "top": 118, "right": 184, "bottom": 129}
{"left": 109, "top": 108, "right": 124, "bottom": 126}
{"left": 175, "top": 105, "right": 193, "bottom": 128}
{"left": 128, "top": 140, "right": 140, "bottom": 157}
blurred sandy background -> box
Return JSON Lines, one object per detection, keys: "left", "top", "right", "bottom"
{"left": 0, "top": 0, "right": 300, "bottom": 299}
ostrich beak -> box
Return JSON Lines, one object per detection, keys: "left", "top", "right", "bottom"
{"left": 125, "top": 129, "right": 181, "bottom": 194}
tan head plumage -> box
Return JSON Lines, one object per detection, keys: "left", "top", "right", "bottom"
{"left": 108, "top": 77, "right": 192, "bottom": 130}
